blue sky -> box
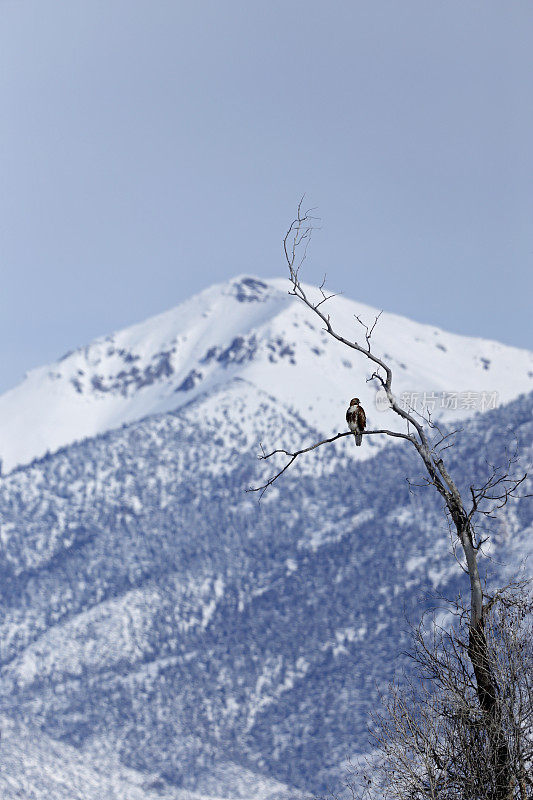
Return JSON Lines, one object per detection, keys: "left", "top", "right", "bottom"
{"left": 1, "top": 1, "right": 532, "bottom": 394}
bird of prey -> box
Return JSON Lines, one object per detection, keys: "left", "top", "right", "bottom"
{"left": 346, "top": 397, "right": 366, "bottom": 446}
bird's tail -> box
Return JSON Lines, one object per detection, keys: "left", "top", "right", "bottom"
{"left": 355, "top": 433, "right": 362, "bottom": 447}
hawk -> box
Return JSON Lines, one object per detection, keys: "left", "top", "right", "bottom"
{"left": 346, "top": 397, "right": 366, "bottom": 446}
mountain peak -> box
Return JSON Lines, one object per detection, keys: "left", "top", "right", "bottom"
{"left": 0, "top": 275, "right": 531, "bottom": 473}
{"left": 228, "top": 276, "right": 272, "bottom": 303}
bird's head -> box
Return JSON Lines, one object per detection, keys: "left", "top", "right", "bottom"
{"left": 350, "top": 397, "right": 360, "bottom": 406}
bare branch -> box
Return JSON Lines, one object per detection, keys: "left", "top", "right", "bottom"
{"left": 248, "top": 428, "right": 415, "bottom": 497}
{"left": 354, "top": 310, "right": 383, "bottom": 352}
{"left": 468, "top": 462, "right": 529, "bottom": 522}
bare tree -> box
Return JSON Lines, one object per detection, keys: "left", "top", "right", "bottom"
{"left": 249, "top": 202, "right": 530, "bottom": 800}
{"left": 350, "top": 586, "right": 532, "bottom": 800}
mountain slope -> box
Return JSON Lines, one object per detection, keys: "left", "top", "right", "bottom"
{"left": 1, "top": 277, "right": 531, "bottom": 797}
{"left": 0, "top": 276, "right": 531, "bottom": 473}
{"left": 0, "top": 715, "right": 293, "bottom": 800}
{"left": 1, "top": 384, "right": 531, "bottom": 796}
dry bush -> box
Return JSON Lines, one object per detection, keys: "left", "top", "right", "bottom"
{"left": 350, "top": 587, "right": 533, "bottom": 800}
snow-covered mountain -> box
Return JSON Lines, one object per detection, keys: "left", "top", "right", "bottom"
{"left": 0, "top": 277, "right": 531, "bottom": 798}
{"left": 0, "top": 387, "right": 531, "bottom": 796}
{"left": 0, "top": 275, "right": 531, "bottom": 473}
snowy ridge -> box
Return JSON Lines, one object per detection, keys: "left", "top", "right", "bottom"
{"left": 0, "top": 275, "right": 531, "bottom": 472}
